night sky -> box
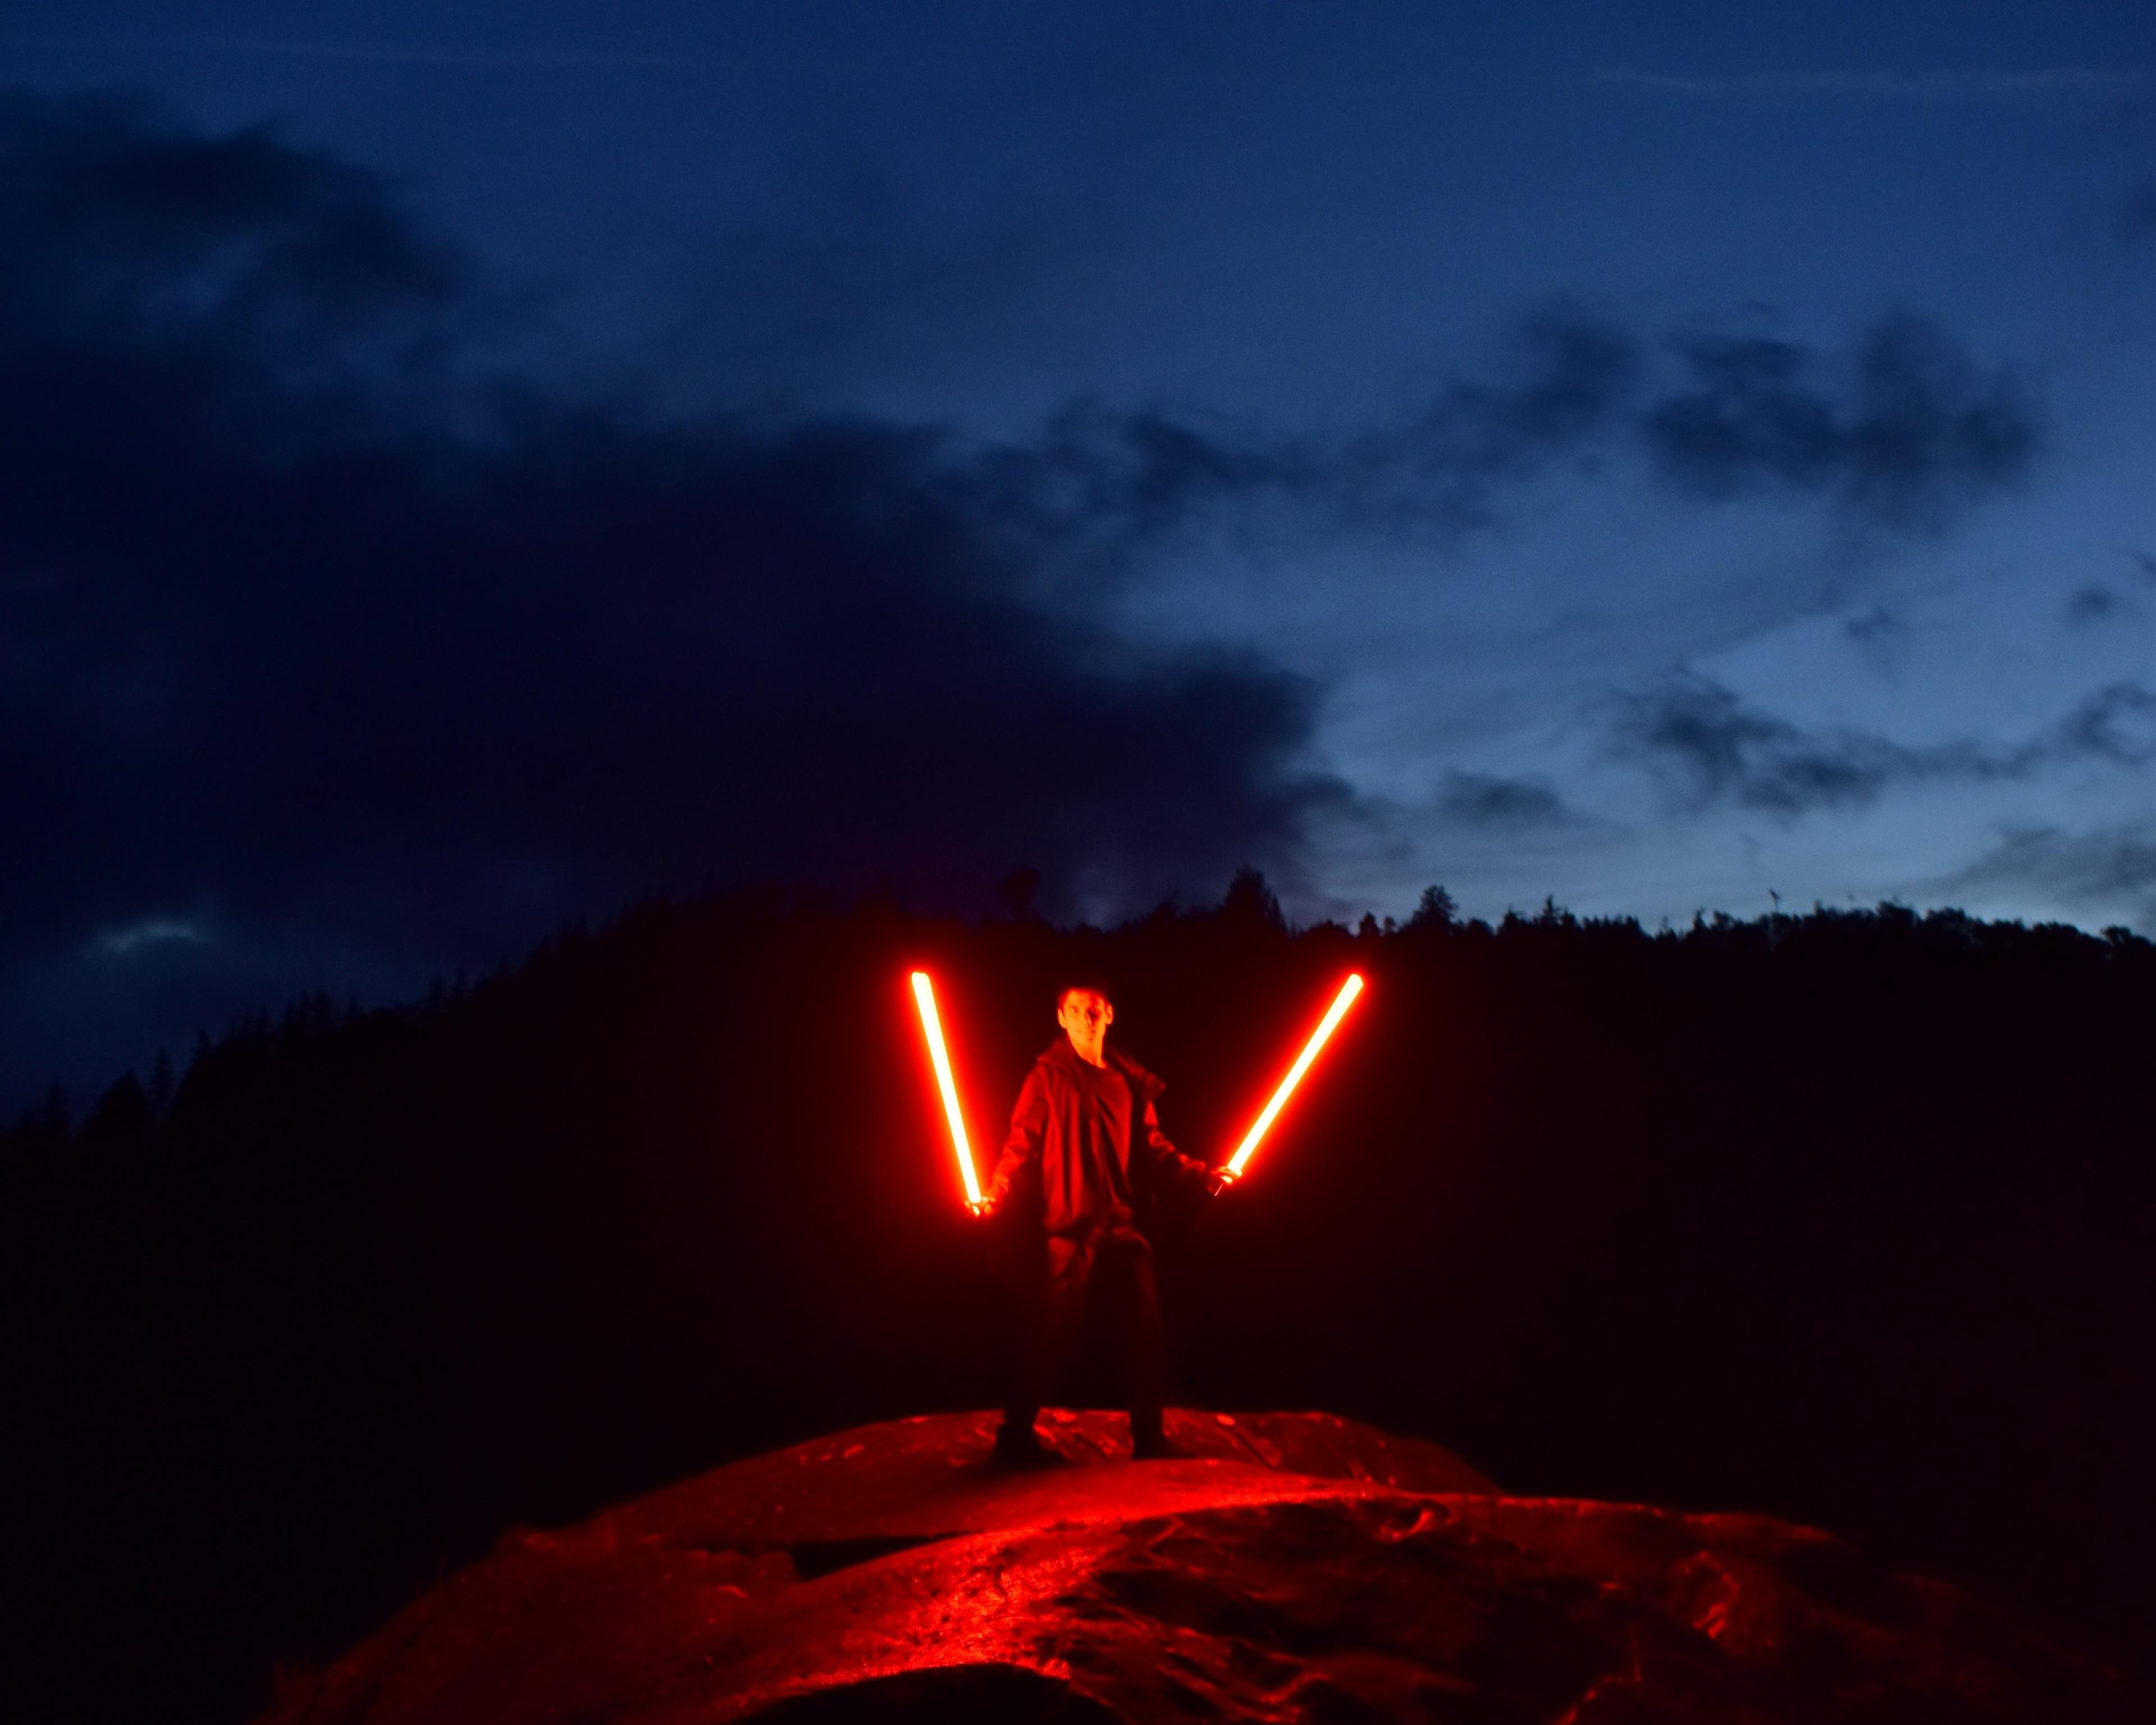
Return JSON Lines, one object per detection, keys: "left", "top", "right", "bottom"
{"left": 4, "top": 2, "right": 2150, "bottom": 1108}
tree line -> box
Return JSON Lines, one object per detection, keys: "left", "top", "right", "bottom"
{"left": 7, "top": 879, "right": 2152, "bottom": 1721}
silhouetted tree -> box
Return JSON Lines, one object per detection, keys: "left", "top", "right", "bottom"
{"left": 1409, "top": 884, "right": 1458, "bottom": 929}
{"left": 79, "top": 1073, "right": 156, "bottom": 1151}
{"left": 145, "top": 1049, "right": 176, "bottom": 1121}
{"left": 10, "top": 1081, "right": 70, "bottom": 1149}
{"left": 996, "top": 865, "right": 1043, "bottom": 920}
{"left": 1221, "top": 864, "right": 1285, "bottom": 928}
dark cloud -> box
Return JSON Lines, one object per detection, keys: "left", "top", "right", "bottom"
{"left": 1609, "top": 676, "right": 2154, "bottom": 816}
{"left": 961, "top": 399, "right": 1324, "bottom": 563}
{"left": 1643, "top": 314, "right": 2038, "bottom": 527}
{"left": 1843, "top": 604, "right": 1906, "bottom": 646}
{"left": 960, "top": 307, "right": 1643, "bottom": 560}
{"left": 1341, "top": 311, "right": 1644, "bottom": 526}
{"left": 2064, "top": 585, "right": 2131, "bottom": 626}
{"left": 966, "top": 304, "right": 2034, "bottom": 560}
{"left": 1935, "top": 824, "right": 2156, "bottom": 935}
{"left": 2051, "top": 682, "right": 2156, "bottom": 766}
{"left": 0, "top": 92, "right": 1342, "bottom": 1099}
{"left": 1842, "top": 602, "right": 1912, "bottom": 669}
{"left": 1610, "top": 677, "right": 1898, "bottom": 813}
{"left": 0, "top": 89, "right": 458, "bottom": 371}
{"left": 1436, "top": 771, "right": 1579, "bottom": 828}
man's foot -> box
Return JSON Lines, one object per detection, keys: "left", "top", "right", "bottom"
{"left": 1130, "top": 1431, "right": 1191, "bottom": 1462}
{"left": 990, "top": 1425, "right": 1068, "bottom": 1471}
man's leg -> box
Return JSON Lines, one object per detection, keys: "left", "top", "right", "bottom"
{"left": 1099, "top": 1227, "right": 1171, "bottom": 1454}
{"left": 1001, "top": 1234, "right": 1093, "bottom": 1448}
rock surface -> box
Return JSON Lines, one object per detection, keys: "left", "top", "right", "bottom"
{"left": 262, "top": 1409, "right": 2125, "bottom": 1724}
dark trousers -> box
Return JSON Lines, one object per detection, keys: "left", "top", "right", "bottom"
{"left": 1004, "top": 1225, "right": 1166, "bottom": 1443}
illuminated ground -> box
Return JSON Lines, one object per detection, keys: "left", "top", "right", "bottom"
{"left": 262, "top": 1410, "right": 2123, "bottom": 1723}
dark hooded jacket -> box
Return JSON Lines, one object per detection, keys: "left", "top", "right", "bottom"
{"left": 986, "top": 1038, "right": 1208, "bottom": 1239}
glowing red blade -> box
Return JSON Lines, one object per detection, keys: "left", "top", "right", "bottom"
{"left": 1225, "top": 973, "right": 1365, "bottom": 1179}
{"left": 910, "top": 971, "right": 983, "bottom": 1208}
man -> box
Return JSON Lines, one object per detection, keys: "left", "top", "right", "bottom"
{"left": 972, "top": 976, "right": 1234, "bottom": 1464}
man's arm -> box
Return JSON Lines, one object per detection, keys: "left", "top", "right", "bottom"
{"left": 976, "top": 1066, "right": 1047, "bottom": 1216}
{"left": 1140, "top": 1098, "right": 1234, "bottom": 1197}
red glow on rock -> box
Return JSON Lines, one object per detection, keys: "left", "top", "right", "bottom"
{"left": 257, "top": 1411, "right": 2110, "bottom": 1725}
{"left": 910, "top": 971, "right": 983, "bottom": 1208}
{"left": 1225, "top": 973, "right": 1364, "bottom": 1179}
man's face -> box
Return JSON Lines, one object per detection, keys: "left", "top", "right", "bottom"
{"left": 1057, "top": 989, "right": 1114, "bottom": 1064}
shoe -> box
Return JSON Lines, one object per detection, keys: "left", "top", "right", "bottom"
{"left": 1130, "top": 1431, "right": 1191, "bottom": 1461}
{"left": 990, "top": 1425, "right": 1068, "bottom": 1471}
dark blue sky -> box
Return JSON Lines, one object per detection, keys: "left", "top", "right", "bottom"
{"left": 3, "top": 2, "right": 2151, "bottom": 1107}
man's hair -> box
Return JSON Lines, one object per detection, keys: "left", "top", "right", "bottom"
{"left": 1055, "top": 972, "right": 1115, "bottom": 1008}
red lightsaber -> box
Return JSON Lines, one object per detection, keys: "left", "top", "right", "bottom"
{"left": 910, "top": 971, "right": 984, "bottom": 1209}
{"left": 1223, "top": 973, "right": 1364, "bottom": 1181}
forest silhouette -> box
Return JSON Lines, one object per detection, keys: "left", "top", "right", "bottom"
{"left": 8, "top": 875, "right": 2152, "bottom": 1722}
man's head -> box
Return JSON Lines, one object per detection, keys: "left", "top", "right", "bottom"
{"left": 1055, "top": 976, "right": 1114, "bottom": 1067}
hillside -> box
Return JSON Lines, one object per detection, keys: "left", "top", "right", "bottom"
{"left": 8, "top": 889, "right": 2153, "bottom": 1719}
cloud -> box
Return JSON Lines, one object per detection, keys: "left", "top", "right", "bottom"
{"left": 2050, "top": 682, "right": 2156, "bottom": 766}
{"left": 1610, "top": 677, "right": 1897, "bottom": 814}
{"left": 1341, "top": 311, "right": 1643, "bottom": 524}
{"left": 1608, "top": 676, "right": 2155, "bottom": 816}
{"left": 1842, "top": 603, "right": 1912, "bottom": 669}
{"left": 2065, "top": 585, "right": 2131, "bottom": 626}
{"left": 91, "top": 918, "right": 213, "bottom": 957}
{"left": 971, "top": 304, "right": 2032, "bottom": 558}
{"left": 961, "top": 307, "right": 1643, "bottom": 559}
{"left": 1436, "top": 772, "right": 1580, "bottom": 829}
{"left": 1843, "top": 605, "right": 1905, "bottom": 645}
{"left": 0, "top": 89, "right": 458, "bottom": 360}
{"left": 0, "top": 92, "right": 1340, "bottom": 1016}
{"left": 1933, "top": 824, "right": 2156, "bottom": 934}
{"left": 1643, "top": 314, "right": 2038, "bottom": 527}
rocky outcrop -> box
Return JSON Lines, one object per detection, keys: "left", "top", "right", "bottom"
{"left": 263, "top": 1410, "right": 2126, "bottom": 1723}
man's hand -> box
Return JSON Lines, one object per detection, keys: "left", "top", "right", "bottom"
{"left": 1204, "top": 1167, "right": 1239, "bottom": 1198}
{"left": 967, "top": 1194, "right": 998, "bottom": 1219}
